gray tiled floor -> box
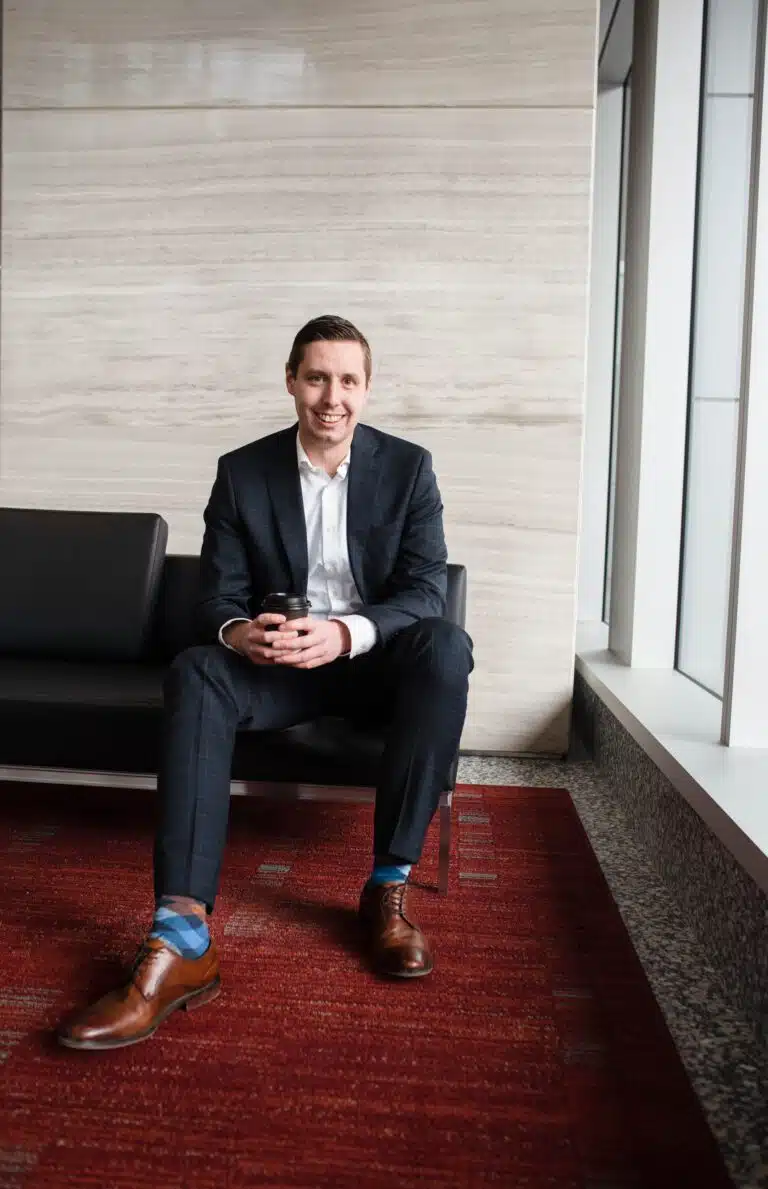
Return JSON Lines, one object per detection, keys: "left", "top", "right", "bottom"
{"left": 456, "top": 756, "right": 768, "bottom": 1189}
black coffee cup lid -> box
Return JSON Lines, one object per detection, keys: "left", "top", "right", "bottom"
{"left": 261, "top": 593, "right": 311, "bottom": 613}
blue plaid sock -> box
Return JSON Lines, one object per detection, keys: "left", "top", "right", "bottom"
{"left": 366, "top": 858, "right": 412, "bottom": 887}
{"left": 149, "top": 897, "right": 210, "bottom": 959}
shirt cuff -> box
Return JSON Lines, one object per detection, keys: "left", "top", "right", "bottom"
{"left": 218, "top": 617, "right": 250, "bottom": 652}
{"left": 330, "top": 614, "right": 378, "bottom": 659}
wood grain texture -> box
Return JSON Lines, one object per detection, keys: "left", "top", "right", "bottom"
{"left": 2, "top": 108, "right": 592, "bottom": 430}
{"left": 0, "top": 4, "right": 597, "bottom": 754}
{"left": 3, "top": 0, "right": 597, "bottom": 109}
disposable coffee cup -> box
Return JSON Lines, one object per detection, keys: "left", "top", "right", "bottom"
{"left": 261, "top": 592, "right": 311, "bottom": 634}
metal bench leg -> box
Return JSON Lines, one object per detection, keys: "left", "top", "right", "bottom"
{"left": 438, "top": 791, "right": 452, "bottom": 894}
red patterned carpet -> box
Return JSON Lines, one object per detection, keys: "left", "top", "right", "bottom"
{"left": 0, "top": 782, "right": 731, "bottom": 1189}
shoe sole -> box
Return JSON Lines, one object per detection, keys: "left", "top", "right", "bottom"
{"left": 378, "top": 964, "right": 434, "bottom": 979}
{"left": 57, "top": 977, "right": 222, "bottom": 1051}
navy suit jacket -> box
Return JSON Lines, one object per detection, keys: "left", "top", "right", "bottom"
{"left": 197, "top": 422, "right": 448, "bottom": 648}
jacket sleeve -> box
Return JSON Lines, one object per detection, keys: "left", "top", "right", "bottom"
{"left": 196, "top": 457, "right": 254, "bottom": 642}
{"left": 358, "top": 450, "right": 448, "bottom": 644}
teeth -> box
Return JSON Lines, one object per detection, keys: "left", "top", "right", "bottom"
{"left": 317, "top": 413, "right": 343, "bottom": 422}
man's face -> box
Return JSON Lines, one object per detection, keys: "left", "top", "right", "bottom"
{"left": 286, "top": 339, "right": 370, "bottom": 451}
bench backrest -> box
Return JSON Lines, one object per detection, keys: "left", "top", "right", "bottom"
{"left": 0, "top": 503, "right": 466, "bottom": 663}
{"left": 0, "top": 508, "right": 168, "bottom": 661}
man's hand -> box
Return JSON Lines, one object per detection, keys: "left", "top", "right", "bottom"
{"left": 271, "top": 616, "right": 351, "bottom": 669}
{"left": 222, "top": 614, "right": 299, "bottom": 665}
{"left": 223, "top": 615, "right": 350, "bottom": 669}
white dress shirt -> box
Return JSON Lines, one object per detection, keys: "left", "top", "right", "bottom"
{"left": 218, "top": 430, "right": 378, "bottom": 660}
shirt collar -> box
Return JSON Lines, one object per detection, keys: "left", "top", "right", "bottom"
{"left": 296, "top": 429, "right": 351, "bottom": 478}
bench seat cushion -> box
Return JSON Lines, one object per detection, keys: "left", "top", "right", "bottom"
{"left": 0, "top": 658, "right": 390, "bottom": 786}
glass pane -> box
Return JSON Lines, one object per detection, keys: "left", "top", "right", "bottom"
{"left": 677, "top": 0, "right": 759, "bottom": 695}
{"left": 603, "top": 76, "right": 632, "bottom": 624}
{"left": 677, "top": 401, "right": 739, "bottom": 694}
{"left": 706, "top": 0, "right": 759, "bottom": 92}
{"left": 689, "top": 97, "right": 754, "bottom": 401}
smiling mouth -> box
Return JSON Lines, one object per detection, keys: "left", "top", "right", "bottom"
{"left": 314, "top": 411, "right": 345, "bottom": 425}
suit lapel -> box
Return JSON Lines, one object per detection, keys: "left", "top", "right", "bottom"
{"left": 346, "top": 424, "right": 381, "bottom": 600}
{"left": 265, "top": 424, "right": 309, "bottom": 596}
{"left": 266, "top": 421, "right": 381, "bottom": 601}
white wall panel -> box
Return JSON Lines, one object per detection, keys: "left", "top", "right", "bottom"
{"left": 4, "top": 0, "right": 597, "bottom": 108}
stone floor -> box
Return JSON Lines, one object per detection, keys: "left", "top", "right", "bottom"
{"left": 456, "top": 756, "right": 768, "bottom": 1189}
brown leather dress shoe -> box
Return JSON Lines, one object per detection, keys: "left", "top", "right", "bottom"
{"left": 57, "top": 937, "right": 221, "bottom": 1051}
{"left": 359, "top": 881, "right": 434, "bottom": 978}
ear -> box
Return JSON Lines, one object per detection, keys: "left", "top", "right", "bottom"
{"left": 285, "top": 364, "right": 296, "bottom": 395}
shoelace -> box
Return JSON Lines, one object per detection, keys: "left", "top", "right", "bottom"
{"left": 381, "top": 884, "right": 406, "bottom": 914}
{"left": 129, "top": 943, "right": 168, "bottom": 998}
{"left": 378, "top": 883, "right": 415, "bottom": 929}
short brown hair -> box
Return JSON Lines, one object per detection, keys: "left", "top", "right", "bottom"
{"left": 286, "top": 315, "right": 372, "bottom": 384}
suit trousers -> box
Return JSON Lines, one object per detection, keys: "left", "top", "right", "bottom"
{"left": 153, "top": 617, "right": 474, "bottom": 910}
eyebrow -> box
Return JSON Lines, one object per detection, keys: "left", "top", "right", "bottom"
{"left": 307, "top": 369, "right": 361, "bottom": 382}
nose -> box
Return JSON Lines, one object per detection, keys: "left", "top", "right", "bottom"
{"left": 323, "top": 378, "right": 343, "bottom": 406}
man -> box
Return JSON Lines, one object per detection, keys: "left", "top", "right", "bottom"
{"left": 58, "top": 315, "right": 474, "bottom": 1051}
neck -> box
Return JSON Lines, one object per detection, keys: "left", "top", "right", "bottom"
{"left": 299, "top": 429, "right": 353, "bottom": 477}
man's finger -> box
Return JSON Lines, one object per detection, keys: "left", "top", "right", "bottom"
{"left": 270, "top": 630, "right": 314, "bottom": 650}
{"left": 293, "top": 653, "right": 332, "bottom": 670}
{"left": 242, "top": 648, "right": 276, "bottom": 665}
{"left": 277, "top": 616, "right": 312, "bottom": 633}
{"left": 273, "top": 644, "right": 326, "bottom": 665}
{"left": 248, "top": 624, "right": 295, "bottom": 641}
{"left": 273, "top": 649, "right": 317, "bottom": 664}
{"left": 266, "top": 632, "right": 301, "bottom": 649}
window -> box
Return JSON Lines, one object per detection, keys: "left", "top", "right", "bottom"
{"left": 603, "top": 74, "right": 632, "bottom": 623}
{"left": 677, "top": 0, "right": 760, "bottom": 695}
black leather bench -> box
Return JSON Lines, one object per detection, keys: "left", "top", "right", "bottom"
{"left": 0, "top": 508, "right": 467, "bottom": 892}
